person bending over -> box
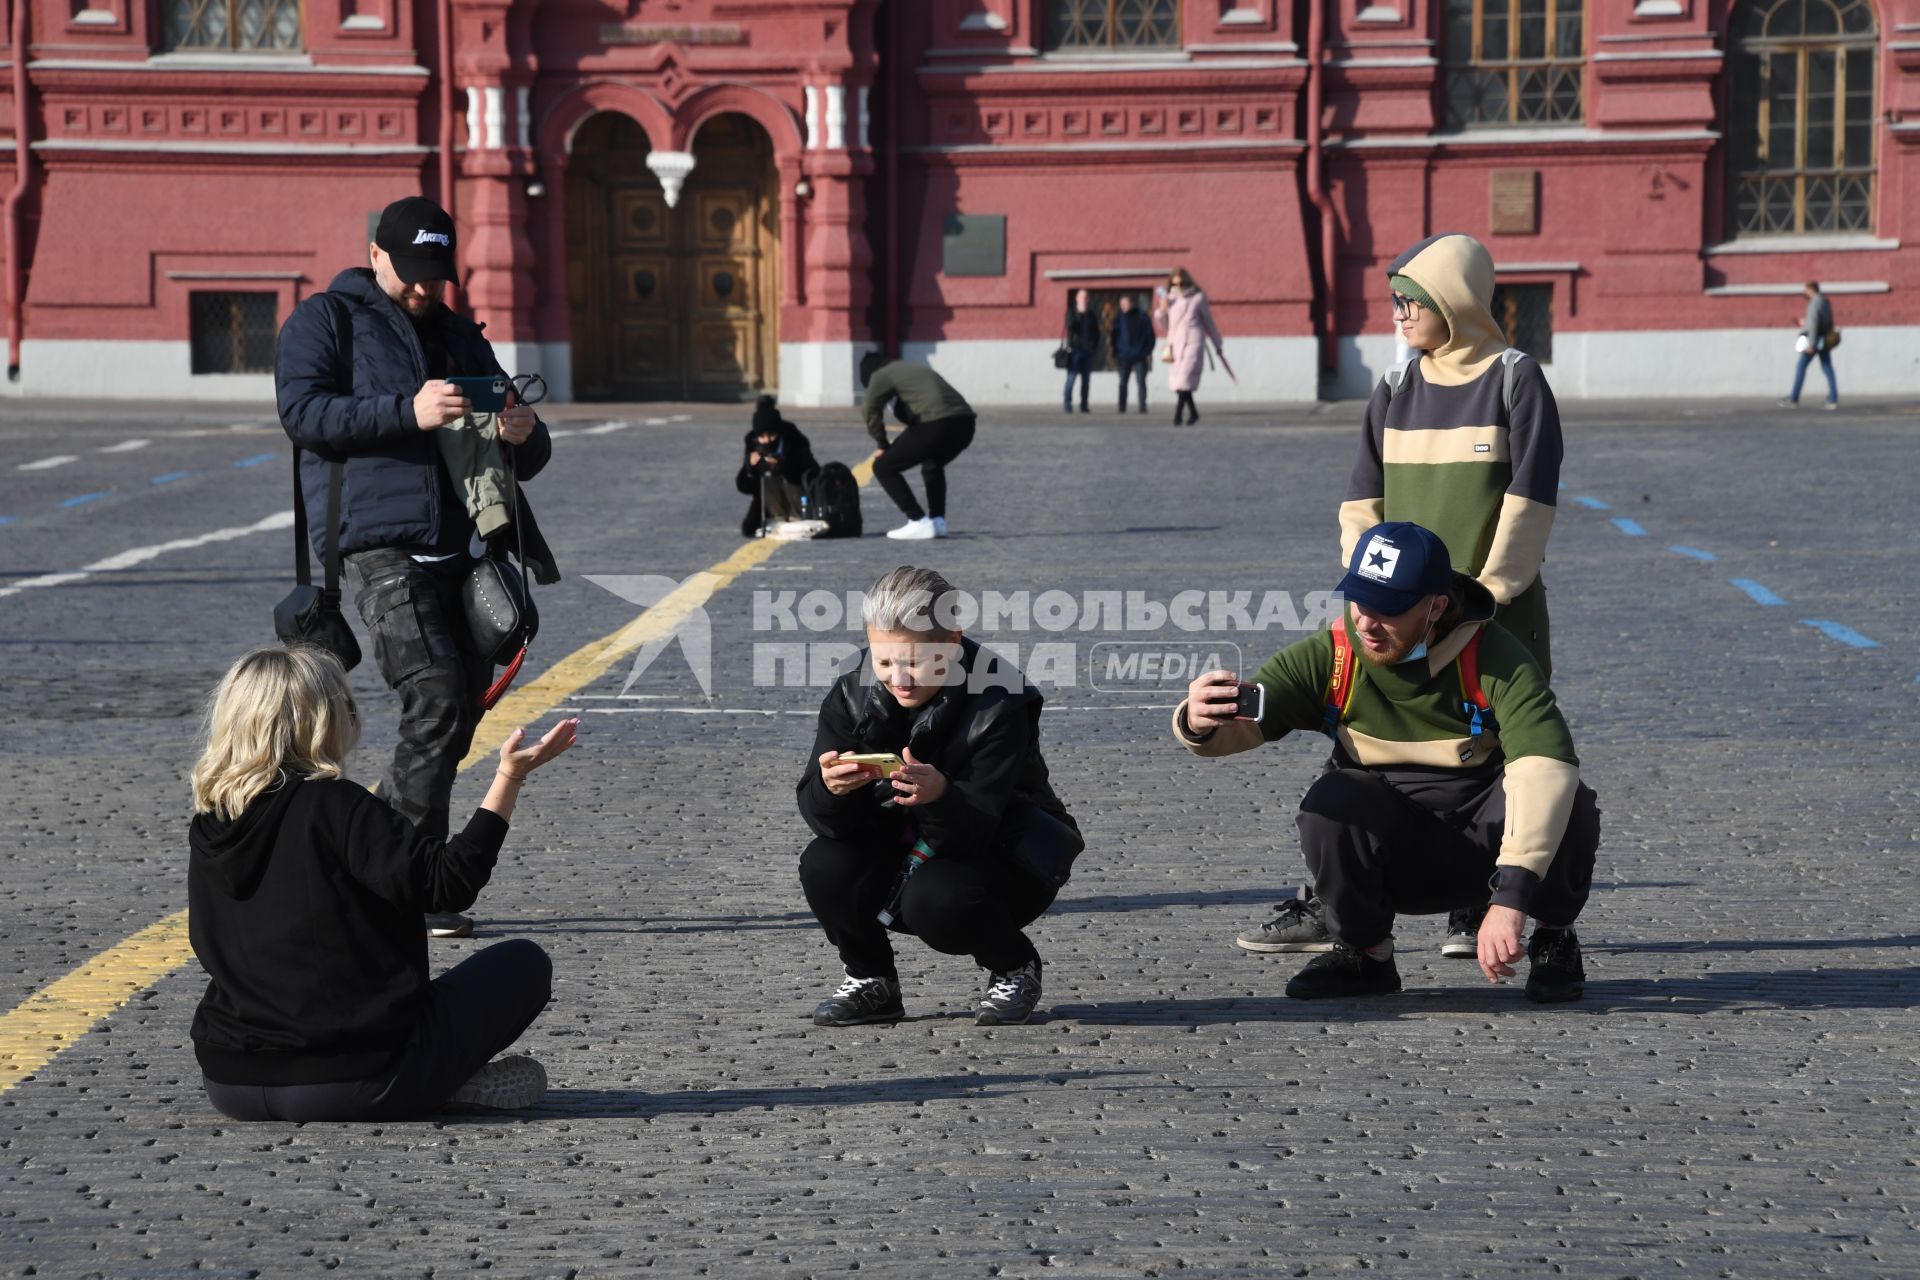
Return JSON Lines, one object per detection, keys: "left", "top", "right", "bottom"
{"left": 1174, "top": 522, "right": 1598, "bottom": 1003}
{"left": 859, "top": 353, "right": 977, "bottom": 541}
{"left": 188, "top": 645, "right": 578, "bottom": 1120}
{"left": 798, "top": 565, "right": 1079, "bottom": 1026}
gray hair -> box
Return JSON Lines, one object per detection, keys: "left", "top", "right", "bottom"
{"left": 862, "top": 565, "right": 962, "bottom": 635}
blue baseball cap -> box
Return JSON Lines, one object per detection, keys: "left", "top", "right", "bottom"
{"left": 1338, "top": 521, "right": 1494, "bottom": 618}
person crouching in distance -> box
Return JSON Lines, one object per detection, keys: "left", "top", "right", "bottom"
{"left": 797, "top": 565, "right": 1081, "bottom": 1027}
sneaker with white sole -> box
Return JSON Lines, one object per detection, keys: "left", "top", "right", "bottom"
{"left": 886, "top": 517, "right": 938, "bottom": 540}
{"left": 425, "top": 912, "right": 473, "bottom": 939}
{"left": 447, "top": 1054, "right": 547, "bottom": 1111}
{"left": 976, "top": 960, "right": 1043, "bottom": 1026}
{"left": 1441, "top": 903, "right": 1488, "bottom": 958}
{"left": 813, "top": 973, "right": 905, "bottom": 1026}
{"left": 931, "top": 516, "right": 949, "bottom": 538}
{"left": 1235, "top": 896, "right": 1334, "bottom": 953}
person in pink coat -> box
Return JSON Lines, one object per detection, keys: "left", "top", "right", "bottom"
{"left": 1154, "top": 266, "right": 1225, "bottom": 426}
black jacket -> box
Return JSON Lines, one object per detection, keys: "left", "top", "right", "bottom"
{"left": 796, "top": 637, "right": 1076, "bottom": 862}
{"left": 275, "top": 268, "right": 556, "bottom": 576}
{"left": 188, "top": 774, "right": 507, "bottom": 1086}
{"left": 1066, "top": 307, "right": 1102, "bottom": 356}
{"left": 735, "top": 401, "right": 820, "bottom": 496}
{"left": 1111, "top": 308, "right": 1155, "bottom": 362}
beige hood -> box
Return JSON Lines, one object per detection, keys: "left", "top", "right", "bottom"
{"left": 1389, "top": 233, "right": 1507, "bottom": 387}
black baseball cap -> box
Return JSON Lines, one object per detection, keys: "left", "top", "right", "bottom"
{"left": 373, "top": 196, "right": 457, "bottom": 284}
{"left": 1338, "top": 521, "right": 1494, "bottom": 619}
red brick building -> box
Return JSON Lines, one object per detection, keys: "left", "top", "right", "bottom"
{"left": 2, "top": 1, "right": 1914, "bottom": 404}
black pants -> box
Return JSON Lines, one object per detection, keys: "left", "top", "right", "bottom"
{"left": 872, "top": 414, "right": 976, "bottom": 521}
{"left": 1174, "top": 391, "right": 1197, "bottom": 423}
{"left": 1116, "top": 358, "right": 1148, "bottom": 411}
{"left": 347, "top": 548, "right": 493, "bottom": 843}
{"left": 1062, "top": 351, "right": 1091, "bottom": 411}
{"left": 1298, "top": 768, "right": 1599, "bottom": 950}
{"left": 202, "top": 939, "right": 551, "bottom": 1122}
{"left": 800, "top": 835, "right": 1056, "bottom": 979}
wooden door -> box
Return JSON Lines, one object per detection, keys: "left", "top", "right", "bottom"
{"left": 567, "top": 112, "right": 778, "bottom": 401}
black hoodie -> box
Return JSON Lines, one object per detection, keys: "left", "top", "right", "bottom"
{"left": 187, "top": 774, "right": 507, "bottom": 1086}
{"left": 735, "top": 397, "right": 820, "bottom": 495}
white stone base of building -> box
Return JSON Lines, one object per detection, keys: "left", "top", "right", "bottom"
{"left": 777, "top": 341, "right": 866, "bottom": 408}
{"left": 1330, "top": 325, "right": 1919, "bottom": 401}
{"left": 4, "top": 341, "right": 276, "bottom": 401}
{"left": 898, "top": 336, "right": 1322, "bottom": 407}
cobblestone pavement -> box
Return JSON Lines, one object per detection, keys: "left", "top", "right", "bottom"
{"left": 0, "top": 394, "right": 1914, "bottom": 1278}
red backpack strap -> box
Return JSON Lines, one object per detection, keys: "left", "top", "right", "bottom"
{"left": 1321, "top": 616, "right": 1358, "bottom": 737}
{"left": 1456, "top": 627, "right": 1494, "bottom": 739}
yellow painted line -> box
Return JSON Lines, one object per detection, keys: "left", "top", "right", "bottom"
{"left": 0, "top": 457, "right": 876, "bottom": 1093}
{"left": 0, "top": 911, "right": 195, "bottom": 1093}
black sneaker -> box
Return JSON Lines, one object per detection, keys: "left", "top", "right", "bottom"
{"left": 1284, "top": 943, "right": 1402, "bottom": 1000}
{"left": 813, "top": 973, "right": 904, "bottom": 1026}
{"left": 1525, "top": 927, "right": 1586, "bottom": 1003}
{"left": 425, "top": 912, "right": 473, "bottom": 939}
{"left": 1235, "top": 897, "right": 1335, "bottom": 953}
{"left": 1441, "top": 903, "right": 1489, "bottom": 958}
{"left": 976, "top": 960, "right": 1042, "bottom": 1026}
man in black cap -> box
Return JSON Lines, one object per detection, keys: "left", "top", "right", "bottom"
{"left": 275, "top": 195, "right": 556, "bottom": 940}
{"left": 1170, "top": 521, "right": 1599, "bottom": 1002}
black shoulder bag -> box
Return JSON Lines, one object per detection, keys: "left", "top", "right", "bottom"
{"left": 273, "top": 451, "right": 361, "bottom": 670}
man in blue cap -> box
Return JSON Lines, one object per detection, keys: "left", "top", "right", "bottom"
{"left": 1170, "top": 521, "right": 1599, "bottom": 1001}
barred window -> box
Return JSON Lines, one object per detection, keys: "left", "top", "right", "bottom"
{"left": 1490, "top": 283, "right": 1552, "bottom": 364}
{"left": 190, "top": 293, "right": 278, "bottom": 375}
{"left": 1044, "top": 0, "right": 1180, "bottom": 53}
{"left": 1443, "top": 0, "right": 1585, "bottom": 129}
{"left": 164, "top": 0, "right": 302, "bottom": 52}
{"left": 1728, "top": 0, "right": 1877, "bottom": 238}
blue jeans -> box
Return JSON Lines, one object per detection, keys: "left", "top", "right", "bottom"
{"left": 1062, "top": 351, "right": 1091, "bottom": 411}
{"left": 1790, "top": 349, "right": 1837, "bottom": 405}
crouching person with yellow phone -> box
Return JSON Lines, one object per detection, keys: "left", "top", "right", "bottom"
{"left": 797, "top": 566, "right": 1081, "bottom": 1028}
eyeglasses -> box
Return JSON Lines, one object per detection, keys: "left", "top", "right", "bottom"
{"left": 1391, "top": 294, "right": 1424, "bottom": 320}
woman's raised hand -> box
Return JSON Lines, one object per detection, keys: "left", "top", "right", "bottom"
{"left": 888, "top": 746, "right": 948, "bottom": 807}
{"left": 498, "top": 718, "right": 581, "bottom": 781}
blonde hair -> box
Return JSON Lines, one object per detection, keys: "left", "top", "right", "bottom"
{"left": 191, "top": 646, "right": 361, "bottom": 819}
{"left": 863, "top": 565, "right": 962, "bottom": 636}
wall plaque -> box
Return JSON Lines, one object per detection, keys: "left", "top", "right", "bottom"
{"left": 1490, "top": 169, "right": 1539, "bottom": 235}
{"left": 600, "top": 23, "right": 746, "bottom": 46}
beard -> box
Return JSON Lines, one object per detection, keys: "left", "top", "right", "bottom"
{"left": 1355, "top": 632, "right": 1421, "bottom": 667}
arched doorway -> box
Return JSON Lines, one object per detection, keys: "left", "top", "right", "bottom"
{"left": 565, "top": 111, "right": 780, "bottom": 400}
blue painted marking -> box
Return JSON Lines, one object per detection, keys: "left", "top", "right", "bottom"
{"left": 1573, "top": 495, "right": 1610, "bottom": 510}
{"left": 59, "top": 492, "right": 108, "bottom": 509}
{"left": 150, "top": 471, "right": 191, "bottom": 485}
{"left": 1556, "top": 481, "right": 1567, "bottom": 491}
{"left": 1610, "top": 517, "right": 1649, "bottom": 536}
{"left": 234, "top": 452, "right": 276, "bottom": 468}
{"left": 0, "top": 515, "right": 16, "bottom": 527}
{"left": 1730, "top": 578, "right": 1786, "bottom": 606}
{"left": 1668, "top": 545, "right": 1718, "bottom": 562}
{"left": 1800, "top": 619, "right": 1881, "bottom": 649}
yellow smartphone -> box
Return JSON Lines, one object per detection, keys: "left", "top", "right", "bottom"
{"left": 839, "top": 752, "right": 905, "bottom": 777}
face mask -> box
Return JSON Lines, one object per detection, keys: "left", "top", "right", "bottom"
{"left": 1395, "top": 610, "right": 1442, "bottom": 665}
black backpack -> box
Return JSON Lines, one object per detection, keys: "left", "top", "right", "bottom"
{"left": 806, "top": 461, "right": 863, "bottom": 538}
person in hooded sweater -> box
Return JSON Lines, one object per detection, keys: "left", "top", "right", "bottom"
{"left": 187, "top": 645, "right": 578, "bottom": 1121}
{"left": 797, "top": 565, "right": 1080, "bottom": 1027}
{"left": 735, "top": 394, "right": 820, "bottom": 537}
{"left": 1239, "top": 233, "right": 1570, "bottom": 964}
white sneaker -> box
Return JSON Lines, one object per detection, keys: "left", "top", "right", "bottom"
{"left": 931, "top": 516, "right": 949, "bottom": 538}
{"left": 886, "top": 517, "right": 937, "bottom": 540}
{"left": 446, "top": 1054, "right": 547, "bottom": 1111}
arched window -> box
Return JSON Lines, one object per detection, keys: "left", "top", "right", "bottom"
{"left": 1443, "top": 0, "right": 1586, "bottom": 129}
{"left": 1728, "top": 0, "right": 1878, "bottom": 237}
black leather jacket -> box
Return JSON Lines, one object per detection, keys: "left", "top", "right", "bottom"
{"left": 796, "top": 637, "right": 1076, "bottom": 862}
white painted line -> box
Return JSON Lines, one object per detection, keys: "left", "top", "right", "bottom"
{"left": 580, "top": 420, "right": 636, "bottom": 436}
{"left": 0, "top": 510, "right": 295, "bottom": 601}
{"left": 18, "top": 455, "right": 78, "bottom": 472}
{"left": 644, "top": 417, "right": 669, "bottom": 426}
{"left": 98, "top": 440, "right": 151, "bottom": 454}
{"left": 669, "top": 414, "right": 693, "bottom": 422}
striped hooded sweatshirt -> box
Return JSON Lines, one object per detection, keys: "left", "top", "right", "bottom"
{"left": 1172, "top": 611, "right": 1583, "bottom": 912}
{"left": 1339, "top": 235, "right": 1563, "bottom": 674}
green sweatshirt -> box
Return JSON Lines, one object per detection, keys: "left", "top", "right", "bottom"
{"left": 1172, "top": 614, "right": 1582, "bottom": 910}
{"left": 862, "top": 360, "right": 973, "bottom": 448}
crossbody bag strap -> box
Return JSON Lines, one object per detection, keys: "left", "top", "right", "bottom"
{"left": 290, "top": 449, "right": 313, "bottom": 587}
{"left": 321, "top": 455, "right": 345, "bottom": 596}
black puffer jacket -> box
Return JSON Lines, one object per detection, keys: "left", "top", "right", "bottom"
{"left": 275, "top": 268, "right": 553, "bottom": 564}
{"left": 796, "top": 637, "right": 1076, "bottom": 862}
{"left": 735, "top": 396, "right": 820, "bottom": 495}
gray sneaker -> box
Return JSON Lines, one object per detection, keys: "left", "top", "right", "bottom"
{"left": 976, "top": 960, "right": 1042, "bottom": 1026}
{"left": 813, "top": 973, "right": 905, "bottom": 1027}
{"left": 1441, "top": 904, "right": 1489, "bottom": 958}
{"left": 1235, "top": 897, "right": 1334, "bottom": 953}
{"left": 447, "top": 1055, "right": 547, "bottom": 1111}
